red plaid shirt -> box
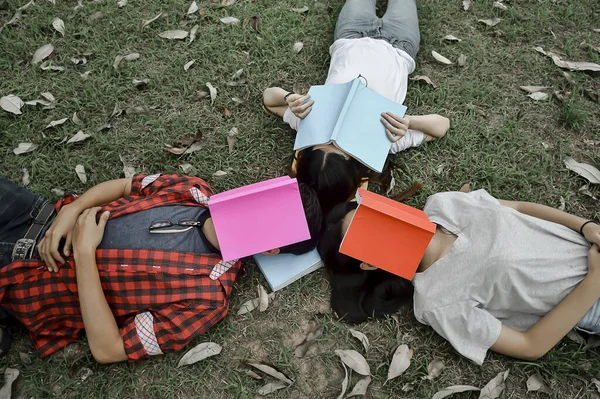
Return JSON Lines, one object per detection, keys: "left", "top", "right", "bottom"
{"left": 0, "top": 174, "right": 241, "bottom": 361}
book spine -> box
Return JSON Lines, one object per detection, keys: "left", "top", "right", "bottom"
{"left": 209, "top": 178, "right": 294, "bottom": 205}
{"left": 331, "top": 79, "right": 360, "bottom": 141}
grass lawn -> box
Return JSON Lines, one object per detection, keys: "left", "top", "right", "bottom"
{"left": 1, "top": 0, "right": 600, "bottom": 397}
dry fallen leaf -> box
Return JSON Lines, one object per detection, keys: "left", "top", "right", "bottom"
{"left": 519, "top": 86, "right": 548, "bottom": 94}
{"left": 443, "top": 34, "right": 461, "bottom": 42}
{"left": 80, "top": 70, "right": 92, "bottom": 79}
{"left": 118, "top": 0, "right": 127, "bottom": 7}
{"left": 458, "top": 54, "right": 467, "bottom": 67}
{"left": 163, "top": 142, "right": 203, "bottom": 155}
{"left": 113, "top": 52, "right": 140, "bottom": 71}
{"left": 227, "top": 127, "right": 238, "bottom": 153}
{"left": 22, "top": 168, "right": 30, "bottom": 187}
{"left": 74, "top": 0, "right": 83, "bottom": 10}
{"left": 187, "top": 1, "right": 198, "bottom": 15}
{"left": 159, "top": 30, "right": 188, "bottom": 40}
{"left": 206, "top": 82, "right": 217, "bottom": 105}
{"left": 179, "top": 163, "right": 193, "bottom": 174}
{"left": 346, "top": 376, "right": 371, "bottom": 398}
{"left": 565, "top": 158, "right": 600, "bottom": 185}
{"left": 189, "top": 24, "right": 199, "bottom": 44}
{"left": 237, "top": 298, "right": 260, "bottom": 315}
{"left": 493, "top": 1, "right": 508, "bottom": 10}
{"left": 24, "top": 99, "right": 52, "bottom": 107}
{"left": 45, "top": 117, "right": 68, "bottom": 129}
{"left": 246, "top": 362, "right": 293, "bottom": 385}
{"left": 432, "top": 385, "right": 480, "bottom": 399}
{"left": 32, "top": 43, "right": 54, "bottom": 64}
{"left": 231, "top": 68, "right": 244, "bottom": 80}
{"left": 132, "top": 78, "right": 149, "bottom": 88}
{"left": 70, "top": 55, "right": 87, "bottom": 65}
{"left": 13, "top": 143, "right": 37, "bottom": 155}
{"left": 526, "top": 372, "right": 552, "bottom": 394}
{"left": 249, "top": 16, "right": 260, "bottom": 32}
{"left": 52, "top": 17, "right": 65, "bottom": 36}
{"left": 120, "top": 155, "right": 137, "bottom": 178}
{"left": 478, "top": 18, "right": 503, "bottom": 27}
{"left": 1, "top": 94, "right": 24, "bottom": 115}
{"left": 71, "top": 112, "right": 83, "bottom": 126}
{"left": 349, "top": 329, "right": 370, "bottom": 352}
{"left": 75, "top": 164, "right": 87, "bottom": 183}
{"left": 177, "top": 342, "right": 222, "bottom": 367}
{"left": 258, "top": 381, "right": 288, "bottom": 395}
{"left": 335, "top": 350, "right": 370, "bottom": 376}
{"left": 479, "top": 370, "right": 509, "bottom": 399}
{"left": 5, "top": 10, "right": 22, "bottom": 26}
{"left": 213, "top": 170, "right": 228, "bottom": 178}
{"left": 293, "top": 42, "right": 304, "bottom": 53}
{"left": 462, "top": 0, "right": 472, "bottom": 11}
{"left": 291, "top": 5, "right": 309, "bottom": 13}
{"left": 411, "top": 75, "right": 437, "bottom": 88}
{"left": 51, "top": 188, "right": 65, "bottom": 196}
{"left": 19, "top": 0, "right": 35, "bottom": 11}
{"left": 125, "top": 106, "right": 147, "bottom": 115}
{"left": 423, "top": 359, "right": 445, "bottom": 380}
{"left": 592, "top": 378, "right": 600, "bottom": 393}
{"left": 88, "top": 11, "right": 104, "bottom": 23}
{"left": 528, "top": 92, "right": 549, "bottom": 101}
{"left": 142, "top": 12, "right": 162, "bottom": 30}
{"left": 39, "top": 61, "right": 65, "bottom": 71}
{"left": 232, "top": 97, "right": 244, "bottom": 105}
{"left": 184, "top": 60, "right": 195, "bottom": 71}
{"left": 220, "top": 16, "right": 240, "bottom": 25}
{"left": 432, "top": 50, "right": 452, "bottom": 65}
{"left": 19, "top": 351, "right": 32, "bottom": 364}
{"left": 67, "top": 130, "right": 90, "bottom": 144}
{"left": 258, "top": 284, "right": 269, "bottom": 311}
{"left": 337, "top": 363, "right": 349, "bottom": 399}
{"left": 294, "top": 324, "right": 323, "bottom": 358}
{"left": 220, "top": 0, "right": 236, "bottom": 6}
{"left": 534, "top": 47, "right": 600, "bottom": 72}
{"left": 558, "top": 196, "right": 566, "bottom": 212}
{"left": 386, "top": 344, "right": 412, "bottom": 382}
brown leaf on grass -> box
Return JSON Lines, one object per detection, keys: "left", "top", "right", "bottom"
{"left": 479, "top": 370, "right": 509, "bottom": 399}
{"left": 5, "top": 10, "right": 22, "bottom": 27}
{"left": 232, "top": 97, "right": 244, "bottom": 105}
{"left": 431, "top": 50, "right": 452, "bottom": 65}
{"left": 462, "top": 0, "right": 472, "bottom": 10}
{"left": 528, "top": 92, "right": 549, "bottom": 101}
{"left": 526, "top": 372, "right": 552, "bottom": 394}
{"left": 206, "top": 82, "right": 217, "bottom": 104}
{"left": 347, "top": 376, "right": 371, "bottom": 398}
{"left": 258, "top": 381, "right": 288, "bottom": 395}
{"left": 335, "top": 350, "right": 370, "bottom": 376}
{"left": 558, "top": 196, "right": 566, "bottom": 212}
{"left": 291, "top": 6, "right": 309, "bottom": 13}
{"left": 213, "top": 170, "right": 228, "bottom": 178}
{"left": 184, "top": 60, "right": 195, "bottom": 70}
{"left": 22, "top": 168, "right": 30, "bottom": 187}
{"left": 386, "top": 344, "right": 411, "bottom": 382}
{"left": 125, "top": 106, "right": 148, "bottom": 115}
{"left": 13, "top": 143, "right": 37, "bottom": 155}
{"left": 443, "top": 34, "right": 461, "bottom": 42}
{"left": 51, "top": 188, "right": 65, "bottom": 196}
{"left": 432, "top": 385, "right": 480, "bottom": 399}
{"left": 132, "top": 78, "right": 149, "bottom": 89}
{"left": 493, "top": 1, "right": 508, "bottom": 10}
{"left": 159, "top": 30, "right": 188, "bottom": 40}
{"left": 231, "top": 68, "right": 244, "bottom": 80}
{"left": 225, "top": 80, "right": 246, "bottom": 86}
{"left": 423, "top": 360, "right": 445, "bottom": 380}
{"left": 579, "top": 185, "right": 598, "bottom": 200}
{"left": 163, "top": 142, "right": 203, "bottom": 155}
{"left": 246, "top": 362, "right": 293, "bottom": 385}
{"left": 179, "top": 163, "right": 193, "bottom": 174}
{"left": 66, "top": 130, "right": 90, "bottom": 144}
{"left": 564, "top": 158, "right": 600, "bottom": 184}
{"left": 245, "top": 369, "right": 262, "bottom": 380}
{"left": 80, "top": 70, "right": 92, "bottom": 79}
{"left": 19, "top": 351, "right": 32, "bottom": 364}
{"left": 293, "top": 42, "right": 304, "bottom": 53}
{"left": 118, "top": 0, "right": 127, "bottom": 7}
{"left": 478, "top": 18, "right": 503, "bottom": 27}
{"left": 110, "top": 103, "right": 123, "bottom": 119}
{"left": 534, "top": 47, "right": 600, "bottom": 72}
{"left": 349, "top": 329, "right": 370, "bottom": 352}
{"left": 222, "top": 107, "right": 231, "bottom": 118}
{"left": 32, "top": 44, "right": 54, "bottom": 64}
{"left": 187, "top": 1, "right": 198, "bottom": 15}
{"left": 39, "top": 61, "right": 65, "bottom": 71}
{"left": 45, "top": 117, "right": 68, "bottom": 129}
{"left": 1, "top": 95, "right": 24, "bottom": 115}
{"left": 220, "top": 16, "right": 240, "bottom": 25}
{"left": 189, "top": 25, "right": 198, "bottom": 44}
{"left": 258, "top": 284, "right": 269, "bottom": 311}
{"left": 74, "top": 0, "right": 83, "bottom": 10}
{"left": 220, "top": 0, "right": 236, "bottom": 6}
{"left": 177, "top": 342, "right": 222, "bottom": 367}
{"left": 519, "top": 86, "right": 548, "bottom": 94}
{"left": 458, "top": 54, "right": 467, "bottom": 67}
{"left": 119, "top": 155, "right": 137, "bottom": 178}
{"left": 75, "top": 165, "right": 87, "bottom": 183}
{"left": 113, "top": 52, "right": 140, "bottom": 71}
{"left": 70, "top": 55, "right": 87, "bottom": 65}
{"left": 237, "top": 298, "right": 259, "bottom": 315}
{"left": 336, "top": 363, "right": 349, "bottom": 399}
{"left": 52, "top": 17, "right": 65, "bottom": 36}
{"left": 249, "top": 16, "right": 260, "bottom": 32}
{"left": 227, "top": 127, "right": 238, "bottom": 153}
{"left": 0, "top": 368, "right": 20, "bottom": 399}
{"left": 141, "top": 12, "right": 162, "bottom": 31}
{"left": 411, "top": 75, "right": 437, "bottom": 88}
{"left": 294, "top": 324, "right": 323, "bottom": 358}
{"left": 197, "top": 91, "right": 209, "bottom": 99}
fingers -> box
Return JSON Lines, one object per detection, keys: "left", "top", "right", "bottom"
{"left": 42, "top": 232, "right": 58, "bottom": 272}
{"left": 381, "top": 117, "right": 407, "bottom": 141}
{"left": 289, "top": 94, "right": 310, "bottom": 107}
{"left": 97, "top": 211, "right": 110, "bottom": 230}
{"left": 384, "top": 112, "right": 409, "bottom": 126}
{"left": 385, "top": 129, "right": 402, "bottom": 142}
{"left": 64, "top": 232, "right": 72, "bottom": 257}
{"left": 297, "top": 106, "right": 313, "bottom": 119}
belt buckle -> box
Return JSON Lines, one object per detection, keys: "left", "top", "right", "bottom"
{"left": 11, "top": 238, "right": 37, "bottom": 262}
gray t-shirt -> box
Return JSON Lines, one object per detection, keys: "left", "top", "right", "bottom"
{"left": 98, "top": 205, "right": 217, "bottom": 254}
{"left": 412, "top": 190, "right": 591, "bottom": 365}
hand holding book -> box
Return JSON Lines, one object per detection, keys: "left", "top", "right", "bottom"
{"left": 381, "top": 112, "right": 410, "bottom": 143}
{"left": 286, "top": 93, "right": 314, "bottom": 119}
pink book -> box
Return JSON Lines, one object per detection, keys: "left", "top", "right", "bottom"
{"left": 208, "top": 176, "right": 311, "bottom": 261}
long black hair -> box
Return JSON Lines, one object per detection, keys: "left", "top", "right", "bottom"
{"left": 317, "top": 201, "right": 414, "bottom": 323}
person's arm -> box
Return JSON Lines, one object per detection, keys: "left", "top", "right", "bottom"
{"left": 381, "top": 113, "right": 450, "bottom": 143}
{"left": 491, "top": 245, "right": 600, "bottom": 360}
{"left": 72, "top": 207, "right": 128, "bottom": 364}
{"left": 38, "top": 177, "right": 132, "bottom": 272}
{"left": 263, "top": 87, "right": 313, "bottom": 118}
{"left": 498, "top": 199, "right": 600, "bottom": 245}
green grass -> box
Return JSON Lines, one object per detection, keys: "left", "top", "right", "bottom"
{"left": 1, "top": 0, "right": 600, "bottom": 398}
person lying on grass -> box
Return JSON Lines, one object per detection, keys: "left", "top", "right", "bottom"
{"left": 263, "top": 0, "right": 450, "bottom": 212}
{"left": 0, "top": 173, "right": 322, "bottom": 364}
{"left": 317, "top": 186, "right": 600, "bottom": 364}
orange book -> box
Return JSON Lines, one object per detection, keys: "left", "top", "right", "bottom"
{"left": 339, "top": 188, "right": 436, "bottom": 280}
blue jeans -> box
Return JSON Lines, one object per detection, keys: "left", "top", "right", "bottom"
{"left": 334, "top": 0, "right": 420, "bottom": 60}
{"left": 0, "top": 177, "right": 46, "bottom": 268}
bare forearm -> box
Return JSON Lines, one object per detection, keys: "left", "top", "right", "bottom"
{"left": 502, "top": 200, "right": 588, "bottom": 232}
{"left": 75, "top": 250, "right": 127, "bottom": 363}
{"left": 263, "top": 87, "right": 290, "bottom": 117}
{"left": 408, "top": 114, "right": 450, "bottom": 139}
{"left": 68, "top": 178, "right": 132, "bottom": 213}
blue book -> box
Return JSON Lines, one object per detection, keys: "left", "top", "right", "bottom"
{"left": 253, "top": 248, "right": 323, "bottom": 292}
{"left": 293, "top": 78, "right": 408, "bottom": 173}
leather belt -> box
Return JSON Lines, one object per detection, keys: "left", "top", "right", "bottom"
{"left": 11, "top": 201, "right": 56, "bottom": 262}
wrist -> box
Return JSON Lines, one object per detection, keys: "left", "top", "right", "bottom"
{"left": 283, "top": 92, "right": 293, "bottom": 105}
{"left": 581, "top": 221, "right": 597, "bottom": 237}
{"left": 73, "top": 246, "right": 97, "bottom": 261}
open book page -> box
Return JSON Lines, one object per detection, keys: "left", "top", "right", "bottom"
{"left": 294, "top": 80, "right": 354, "bottom": 151}
{"left": 334, "top": 83, "right": 408, "bottom": 172}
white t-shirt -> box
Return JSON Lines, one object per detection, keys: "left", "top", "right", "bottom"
{"left": 283, "top": 37, "right": 425, "bottom": 154}
{"left": 413, "top": 190, "right": 591, "bottom": 365}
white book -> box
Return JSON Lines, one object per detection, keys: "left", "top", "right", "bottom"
{"left": 253, "top": 248, "right": 323, "bottom": 292}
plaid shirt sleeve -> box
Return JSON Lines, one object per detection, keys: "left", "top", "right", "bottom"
{"left": 121, "top": 301, "right": 229, "bottom": 361}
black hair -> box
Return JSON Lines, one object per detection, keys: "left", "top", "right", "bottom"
{"left": 279, "top": 183, "right": 323, "bottom": 255}
{"left": 317, "top": 201, "right": 414, "bottom": 323}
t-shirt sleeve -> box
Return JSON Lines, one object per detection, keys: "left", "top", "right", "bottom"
{"left": 389, "top": 129, "right": 425, "bottom": 154}
{"left": 420, "top": 302, "right": 502, "bottom": 365}
{"left": 283, "top": 108, "right": 301, "bottom": 131}
{"left": 468, "top": 189, "right": 500, "bottom": 205}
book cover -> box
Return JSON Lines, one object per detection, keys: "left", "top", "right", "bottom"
{"left": 253, "top": 248, "right": 323, "bottom": 292}
{"left": 208, "top": 176, "right": 311, "bottom": 262}
{"left": 293, "top": 78, "right": 407, "bottom": 172}
{"left": 340, "top": 188, "right": 435, "bottom": 280}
